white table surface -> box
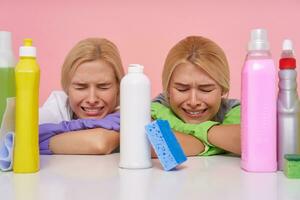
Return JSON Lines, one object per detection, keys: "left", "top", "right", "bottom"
{"left": 1, "top": 154, "right": 300, "bottom": 200}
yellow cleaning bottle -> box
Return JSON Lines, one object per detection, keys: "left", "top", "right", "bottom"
{"left": 13, "top": 39, "right": 40, "bottom": 173}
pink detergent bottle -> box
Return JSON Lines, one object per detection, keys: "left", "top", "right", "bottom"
{"left": 241, "top": 29, "right": 277, "bottom": 172}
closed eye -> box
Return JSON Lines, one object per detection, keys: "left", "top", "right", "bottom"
{"left": 199, "top": 85, "right": 215, "bottom": 93}
{"left": 97, "top": 83, "right": 112, "bottom": 90}
{"left": 176, "top": 88, "right": 189, "bottom": 92}
{"left": 200, "top": 89, "right": 213, "bottom": 92}
{"left": 174, "top": 83, "right": 189, "bottom": 92}
{"left": 73, "top": 83, "right": 87, "bottom": 90}
{"left": 75, "top": 87, "right": 86, "bottom": 90}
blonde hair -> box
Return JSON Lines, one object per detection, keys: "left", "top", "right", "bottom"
{"left": 61, "top": 38, "right": 125, "bottom": 93}
{"left": 162, "top": 36, "right": 230, "bottom": 96}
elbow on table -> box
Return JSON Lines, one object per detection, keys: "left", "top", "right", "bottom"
{"left": 92, "top": 140, "right": 111, "bottom": 155}
{"left": 92, "top": 137, "right": 118, "bottom": 155}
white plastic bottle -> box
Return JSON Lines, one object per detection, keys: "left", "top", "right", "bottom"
{"left": 0, "top": 31, "right": 16, "bottom": 126}
{"left": 277, "top": 39, "right": 300, "bottom": 170}
{"left": 119, "top": 64, "right": 152, "bottom": 169}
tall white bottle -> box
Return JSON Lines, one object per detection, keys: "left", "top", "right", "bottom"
{"left": 0, "top": 31, "right": 16, "bottom": 126}
{"left": 119, "top": 64, "right": 152, "bottom": 169}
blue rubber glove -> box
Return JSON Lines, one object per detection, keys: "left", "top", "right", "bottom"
{"left": 39, "top": 112, "right": 120, "bottom": 154}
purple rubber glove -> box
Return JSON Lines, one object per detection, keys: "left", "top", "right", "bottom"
{"left": 39, "top": 112, "right": 120, "bottom": 154}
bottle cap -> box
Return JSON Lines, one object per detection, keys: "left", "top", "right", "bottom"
{"left": 0, "top": 31, "right": 12, "bottom": 50}
{"left": 0, "top": 31, "right": 16, "bottom": 67}
{"left": 19, "top": 38, "right": 36, "bottom": 57}
{"left": 128, "top": 64, "right": 144, "bottom": 73}
{"left": 282, "top": 39, "right": 293, "bottom": 51}
{"left": 281, "top": 39, "right": 295, "bottom": 58}
{"left": 279, "top": 57, "right": 296, "bottom": 69}
{"left": 248, "top": 29, "right": 270, "bottom": 51}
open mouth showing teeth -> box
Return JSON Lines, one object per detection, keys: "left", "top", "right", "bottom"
{"left": 183, "top": 108, "right": 208, "bottom": 117}
{"left": 81, "top": 107, "right": 103, "bottom": 116}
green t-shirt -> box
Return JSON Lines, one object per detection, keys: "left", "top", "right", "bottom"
{"left": 151, "top": 95, "right": 240, "bottom": 156}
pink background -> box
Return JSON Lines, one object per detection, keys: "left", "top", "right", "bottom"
{"left": 1, "top": 0, "right": 300, "bottom": 104}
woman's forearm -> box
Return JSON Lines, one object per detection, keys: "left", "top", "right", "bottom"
{"left": 173, "top": 131, "right": 205, "bottom": 156}
{"left": 207, "top": 124, "right": 241, "bottom": 155}
{"left": 49, "top": 128, "right": 119, "bottom": 155}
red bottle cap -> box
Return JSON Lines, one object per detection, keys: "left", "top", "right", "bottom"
{"left": 279, "top": 57, "right": 296, "bottom": 69}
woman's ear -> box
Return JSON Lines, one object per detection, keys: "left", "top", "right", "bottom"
{"left": 221, "top": 90, "right": 229, "bottom": 98}
{"left": 163, "top": 90, "right": 170, "bottom": 102}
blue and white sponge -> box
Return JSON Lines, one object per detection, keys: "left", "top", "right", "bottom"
{"left": 145, "top": 120, "right": 187, "bottom": 171}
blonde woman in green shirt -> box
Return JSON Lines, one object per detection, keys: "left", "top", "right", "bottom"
{"left": 151, "top": 36, "right": 240, "bottom": 156}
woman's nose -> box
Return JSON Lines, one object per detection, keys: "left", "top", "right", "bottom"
{"left": 87, "top": 88, "right": 99, "bottom": 104}
{"left": 187, "top": 90, "right": 200, "bottom": 108}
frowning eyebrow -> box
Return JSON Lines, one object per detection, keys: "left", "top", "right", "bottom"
{"left": 174, "top": 82, "right": 216, "bottom": 88}
{"left": 72, "top": 82, "right": 87, "bottom": 87}
{"left": 72, "top": 80, "right": 111, "bottom": 84}
{"left": 71, "top": 82, "right": 112, "bottom": 86}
